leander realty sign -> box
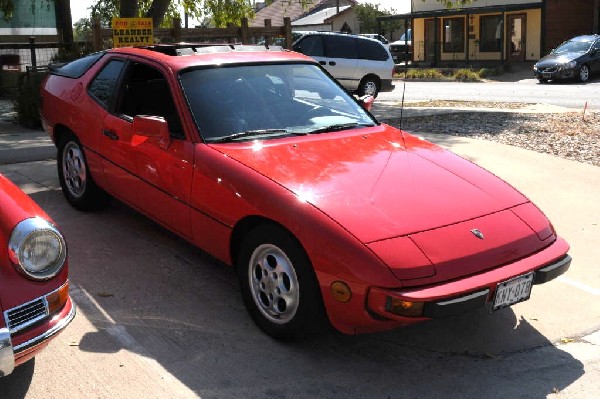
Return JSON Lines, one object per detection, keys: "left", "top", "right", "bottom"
{"left": 112, "top": 18, "right": 154, "bottom": 47}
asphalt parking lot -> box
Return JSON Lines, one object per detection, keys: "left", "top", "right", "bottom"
{"left": 0, "top": 125, "right": 598, "bottom": 397}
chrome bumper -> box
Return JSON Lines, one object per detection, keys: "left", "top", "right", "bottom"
{"left": 0, "top": 299, "right": 75, "bottom": 377}
{"left": 0, "top": 328, "right": 14, "bottom": 377}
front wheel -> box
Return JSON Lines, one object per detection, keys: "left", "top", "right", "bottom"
{"left": 237, "top": 225, "right": 326, "bottom": 339}
{"left": 579, "top": 65, "right": 590, "bottom": 82}
{"left": 357, "top": 76, "right": 380, "bottom": 98}
{"left": 57, "top": 133, "right": 108, "bottom": 211}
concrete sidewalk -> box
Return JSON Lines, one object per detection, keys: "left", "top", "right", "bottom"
{"left": 0, "top": 120, "right": 55, "bottom": 165}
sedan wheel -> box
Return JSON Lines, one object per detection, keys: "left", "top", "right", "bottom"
{"left": 57, "top": 134, "right": 108, "bottom": 210}
{"left": 237, "top": 225, "right": 326, "bottom": 339}
{"left": 62, "top": 141, "right": 87, "bottom": 199}
{"left": 579, "top": 65, "right": 590, "bottom": 82}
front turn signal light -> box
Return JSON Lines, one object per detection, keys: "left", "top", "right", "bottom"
{"left": 330, "top": 281, "right": 352, "bottom": 303}
{"left": 386, "top": 297, "right": 424, "bottom": 317}
{"left": 46, "top": 281, "right": 70, "bottom": 315}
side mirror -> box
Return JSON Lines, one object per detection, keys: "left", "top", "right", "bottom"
{"left": 358, "top": 95, "right": 375, "bottom": 112}
{"left": 132, "top": 115, "right": 171, "bottom": 150}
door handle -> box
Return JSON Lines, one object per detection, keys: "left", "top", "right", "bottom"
{"left": 329, "top": 61, "right": 336, "bottom": 66}
{"left": 319, "top": 61, "right": 326, "bottom": 65}
{"left": 102, "top": 130, "right": 119, "bottom": 140}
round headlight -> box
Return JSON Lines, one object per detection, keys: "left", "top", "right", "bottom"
{"left": 8, "top": 217, "right": 67, "bottom": 280}
{"left": 566, "top": 61, "right": 577, "bottom": 69}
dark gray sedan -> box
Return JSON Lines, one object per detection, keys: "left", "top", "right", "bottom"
{"left": 533, "top": 34, "right": 600, "bottom": 83}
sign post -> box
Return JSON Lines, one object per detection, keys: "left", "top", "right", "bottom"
{"left": 112, "top": 18, "right": 154, "bottom": 48}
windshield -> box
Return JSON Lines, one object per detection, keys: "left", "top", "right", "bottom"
{"left": 180, "top": 63, "right": 376, "bottom": 143}
{"left": 553, "top": 40, "right": 592, "bottom": 54}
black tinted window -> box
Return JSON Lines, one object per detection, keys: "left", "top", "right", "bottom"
{"left": 357, "top": 39, "right": 389, "bottom": 61}
{"left": 88, "top": 59, "right": 125, "bottom": 108}
{"left": 324, "top": 36, "right": 357, "bottom": 59}
{"left": 294, "top": 35, "right": 323, "bottom": 56}
{"left": 118, "top": 62, "right": 185, "bottom": 139}
{"left": 53, "top": 52, "right": 105, "bottom": 78}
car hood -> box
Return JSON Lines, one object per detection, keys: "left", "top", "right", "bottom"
{"left": 212, "top": 125, "right": 527, "bottom": 243}
{"left": 536, "top": 52, "right": 583, "bottom": 66}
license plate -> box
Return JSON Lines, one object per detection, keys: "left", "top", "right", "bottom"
{"left": 543, "top": 72, "right": 552, "bottom": 78}
{"left": 493, "top": 272, "right": 534, "bottom": 311}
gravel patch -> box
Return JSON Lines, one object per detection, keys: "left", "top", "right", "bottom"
{"left": 387, "top": 111, "right": 600, "bottom": 167}
{"left": 404, "top": 100, "right": 529, "bottom": 109}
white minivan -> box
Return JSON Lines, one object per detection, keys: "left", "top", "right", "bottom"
{"left": 292, "top": 32, "right": 395, "bottom": 98}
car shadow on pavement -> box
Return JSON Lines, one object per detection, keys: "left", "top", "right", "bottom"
{"left": 20, "top": 187, "right": 584, "bottom": 399}
{"left": 0, "top": 359, "right": 35, "bottom": 398}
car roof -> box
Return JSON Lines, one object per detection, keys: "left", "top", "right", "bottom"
{"left": 106, "top": 44, "right": 316, "bottom": 72}
{"left": 570, "top": 34, "right": 600, "bottom": 42}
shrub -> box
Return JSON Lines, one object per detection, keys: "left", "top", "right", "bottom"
{"left": 12, "top": 72, "right": 46, "bottom": 129}
{"left": 453, "top": 69, "right": 481, "bottom": 82}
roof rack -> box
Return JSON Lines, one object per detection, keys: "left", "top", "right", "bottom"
{"left": 140, "top": 43, "right": 284, "bottom": 56}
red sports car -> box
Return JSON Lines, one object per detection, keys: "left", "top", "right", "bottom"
{"left": 40, "top": 44, "right": 570, "bottom": 338}
{"left": 0, "top": 174, "right": 74, "bottom": 376}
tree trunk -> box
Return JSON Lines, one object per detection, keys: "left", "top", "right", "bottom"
{"left": 145, "top": 0, "right": 172, "bottom": 27}
{"left": 120, "top": 0, "right": 139, "bottom": 18}
{"left": 55, "top": 0, "right": 73, "bottom": 45}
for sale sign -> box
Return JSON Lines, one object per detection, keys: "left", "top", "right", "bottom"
{"left": 112, "top": 18, "right": 154, "bottom": 48}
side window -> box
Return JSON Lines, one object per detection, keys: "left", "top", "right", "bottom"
{"left": 88, "top": 59, "right": 125, "bottom": 108}
{"left": 294, "top": 35, "right": 324, "bottom": 57}
{"left": 325, "top": 36, "right": 358, "bottom": 59}
{"left": 357, "top": 39, "right": 389, "bottom": 61}
{"left": 116, "top": 62, "right": 185, "bottom": 140}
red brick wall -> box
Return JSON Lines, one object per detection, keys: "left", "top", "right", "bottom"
{"left": 545, "top": 0, "right": 597, "bottom": 52}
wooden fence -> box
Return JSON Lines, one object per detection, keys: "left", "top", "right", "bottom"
{"left": 92, "top": 17, "right": 293, "bottom": 51}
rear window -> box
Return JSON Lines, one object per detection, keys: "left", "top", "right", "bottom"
{"left": 358, "top": 39, "right": 389, "bottom": 61}
{"left": 52, "top": 52, "right": 105, "bottom": 78}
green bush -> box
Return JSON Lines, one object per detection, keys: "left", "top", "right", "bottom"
{"left": 12, "top": 72, "right": 46, "bottom": 129}
{"left": 402, "top": 68, "right": 445, "bottom": 80}
{"left": 477, "top": 67, "right": 499, "bottom": 78}
{"left": 453, "top": 69, "right": 481, "bottom": 82}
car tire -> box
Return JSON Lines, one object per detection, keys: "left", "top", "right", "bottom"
{"left": 537, "top": 78, "right": 548, "bottom": 84}
{"left": 57, "top": 133, "right": 108, "bottom": 211}
{"left": 357, "top": 76, "right": 380, "bottom": 98}
{"left": 237, "top": 224, "right": 326, "bottom": 339}
{"left": 578, "top": 64, "right": 590, "bottom": 82}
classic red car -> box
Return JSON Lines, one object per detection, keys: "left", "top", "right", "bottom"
{"left": 40, "top": 44, "right": 570, "bottom": 338}
{"left": 0, "top": 174, "right": 74, "bottom": 376}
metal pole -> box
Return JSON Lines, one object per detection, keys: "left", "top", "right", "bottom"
{"left": 29, "top": 37, "right": 37, "bottom": 70}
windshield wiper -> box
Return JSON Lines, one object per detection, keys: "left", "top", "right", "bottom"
{"left": 208, "top": 129, "right": 291, "bottom": 143}
{"left": 306, "top": 122, "right": 374, "bottom": 135}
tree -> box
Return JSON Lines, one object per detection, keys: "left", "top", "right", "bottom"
{"left": 435, "top": 0, "right": 476, "bottom": 7}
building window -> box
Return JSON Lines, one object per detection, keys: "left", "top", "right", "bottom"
{"left": 443, "top": 17, "right": 465, "bottom": 53}
{"left": 480, "top": 15, "right": 502, "bottom": 52}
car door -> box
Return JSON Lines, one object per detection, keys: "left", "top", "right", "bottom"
{"left": 322, "top": 35, "right": 359, "bottom": 90}
{"left": 99, "top": 59, "right": 194, "bottom": 239}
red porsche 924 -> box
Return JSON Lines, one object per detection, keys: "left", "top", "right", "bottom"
{"left": 0, "top": 174, "right": 74, "bottom": 376}
{"left": 40, "top": 44, "right": 570, "bottom": 338}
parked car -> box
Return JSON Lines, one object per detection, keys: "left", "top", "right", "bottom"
{"left": 389, "top": 29, "right": 412, "bottom": 63}
{"left": 0, "top": 173, "right": 74, "bottom": 376}
{"left": 40, "top": 44, "right": 570, "bottom": 339}
{"left": 359, "top": 33, "right": 389, "bottom": 46}
{"left": 534, "top": 34, "right": 600, "bottom": 82}
{"left": 292, "top": 31, "right": 395, "bottom": 97}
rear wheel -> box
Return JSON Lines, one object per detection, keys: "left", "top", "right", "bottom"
{"left": 57, "top": 133, "right": 108, "bottom": 211}
{"left": 237, "top": 224, "right": 326, "bottom": 339}
{"left": 579, "top": 64, "right": 590, "bottom": 82}
{"left": 357, "top": 76, "right": 380, "bottom": 98}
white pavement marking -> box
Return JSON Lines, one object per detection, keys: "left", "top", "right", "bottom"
{"left": 557, "top": 276, "right": 600, "bottom": 296}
